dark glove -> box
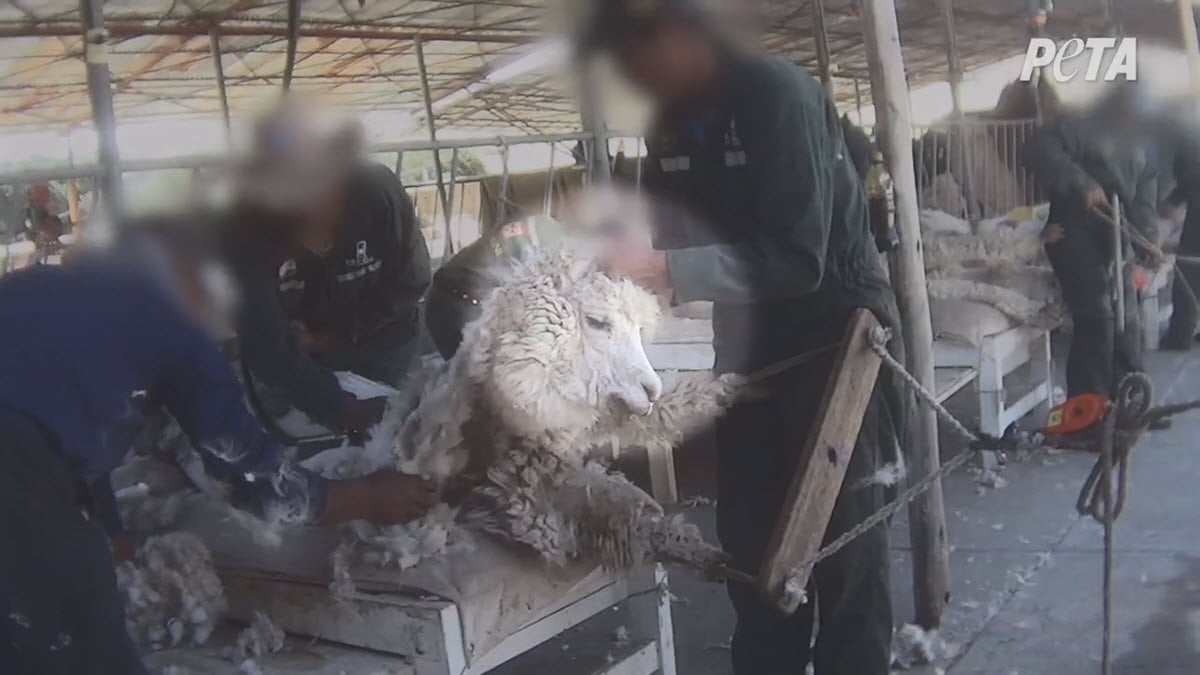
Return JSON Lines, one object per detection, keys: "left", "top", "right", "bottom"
{"left": 342, "top": 396, "right": 388, "bottom": 435}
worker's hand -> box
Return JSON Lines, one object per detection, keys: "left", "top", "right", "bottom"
{"left": 364, "top": 471, "right": 442, "bottom": 524}
{"left": 110, "top": 533, "right": 137, "bottom": 563}
{"left": 1137, "top": 246, "right": 1166, "bottom": 269}
{"left": 342, "top": 396, "right": 388, "bottom": 435}
{"left": 320, "top": 472, "right": 439, "bottom": 525}
{"left": 1083, "top": 184, "right": 1108, "bottom": 211}
{"left": 1041, "top": 222, "right": 1066, "bottom": 245}
{"left": 598, "top": 241, "right": 672, "bottom": 295}
{"left": 292, "top": 321, "right": 335, "bottom": 354}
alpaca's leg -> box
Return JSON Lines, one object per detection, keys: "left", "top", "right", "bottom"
{"left": 613, "top": 372, "right": 745, "bottom": 449}
{"left": 552, "top": 466, "right": 728, "bottom": 572}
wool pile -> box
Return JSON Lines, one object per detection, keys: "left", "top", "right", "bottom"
{"left": 116, "top": 532, "right": 227, "bottom": 650}
{"left": 920, "top": 208, "right": 1062, "bottom": 329}
{"left": 232, "top": 611, "right": 286, "bottom": 661}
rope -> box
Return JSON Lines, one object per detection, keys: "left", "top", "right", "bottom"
{"left": 1088, "top": 206, "right": 1200, "bottom": 319}
{"left": 778, "top": 327, "right": 984, "bottom": 589}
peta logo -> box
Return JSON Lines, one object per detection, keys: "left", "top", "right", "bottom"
{"left": 1019, "top": 37, "right": 1137, "bottom": 83}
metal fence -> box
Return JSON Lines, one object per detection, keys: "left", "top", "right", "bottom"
{"left": 912, "top": 117, "right": 1041, "bottom": 221}
{"left": 0, "top": 131, "right": 604, "bottom": 273}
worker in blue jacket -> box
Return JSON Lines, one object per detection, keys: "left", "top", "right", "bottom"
{"left": 0, "top": 219, "right": 437, "bottom": 675}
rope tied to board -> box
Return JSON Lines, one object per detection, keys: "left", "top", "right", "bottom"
{"left": 772, "top": 327, "right": 986, "bottom": 608}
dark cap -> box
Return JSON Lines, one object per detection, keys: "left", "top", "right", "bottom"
{"left": 578, "top": 0, "right": 701, "bottom": 53}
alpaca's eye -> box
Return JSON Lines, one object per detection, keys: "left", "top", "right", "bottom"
{"left": 585, "top": 315, "right": 612, "bottom": 331}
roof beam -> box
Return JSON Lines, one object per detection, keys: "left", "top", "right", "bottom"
{"left": 0, "top": 21, "right": 533, "bottom": 44}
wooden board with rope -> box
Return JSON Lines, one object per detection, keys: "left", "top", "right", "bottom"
{"left": 757, "top": 308, "right": 884, "bottom": 613}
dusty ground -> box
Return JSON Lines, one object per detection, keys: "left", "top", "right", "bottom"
{"left": 146, "top": 348, "right": 1200, "bottom": 674}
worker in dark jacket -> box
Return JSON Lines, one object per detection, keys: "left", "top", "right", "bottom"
{"left": 581, "top": 1, "right": 904, "bottom": 672}
{"left": 0, "top": 222, "right": 436, "bottom": 675}
{"left": 1025, "top": 84, "right": 1160, "bottom": 397}
{"left": 1160, "top": 113, "right": 1200, "bottom": 350}
{"left": 229, "top": 101, "right": 431, "bottom": 434}
{"left": 425, "top": 216, "right": 540, "bottom": 360}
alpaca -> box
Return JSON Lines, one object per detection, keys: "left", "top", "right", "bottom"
{"left": 323, "top": 247, "right": 742, "bottom": 580}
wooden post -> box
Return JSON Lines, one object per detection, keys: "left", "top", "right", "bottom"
{"left": 861, "top": 0, "right": 950, "bottom": 628}
{"left": 576, "top": 57, "right": 612, "bottom": 182}
{"left": 759, "top": 309, "right": 883, "bottom": 613}
{"left": 79, "top": 0, "right": 122, "bottom": 215}
{"left": 1180, "top": 0, "right": 1200, "bottom": 96}
{"left": 810, "top": 0, "right": 836, "bottom": 100}
{"left": 282, "top": 0, "right": 300, "bottom": 91}
{"left": 67, "top": 179, "right": 81, "bottom": 231}
{"left": 209, "top": 27, "right": 232, "bottom": 143}
{"left": 415, "top": 38, "right": 455, "bottom": 256}
{"left": 938, "top": 0, "right": 978, "bottom": 221}
{"left": 854, "top": 77, "right": 864, "bottom": 122}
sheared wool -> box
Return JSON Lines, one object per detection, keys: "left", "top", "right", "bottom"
{"left": 922, "top": 226, "right": 1046, "bottom": 274}
{"left": 927, "top": 278, "right": 1061, "bottom": 329}
{"left": 891, "top": 622, "right": 957, "bottom": 669}
{"left": 318, "top": 248, "right": 740, "bottom": 579}
{"left": 116, "top": 533, "right": 226, "bottom": 650}
{"left": 233, "top": 611, "right": 286, "bottom": 661}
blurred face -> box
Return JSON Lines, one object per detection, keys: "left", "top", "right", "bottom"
{"left": 611, "top": 19, "right": 716, "bottom": 108}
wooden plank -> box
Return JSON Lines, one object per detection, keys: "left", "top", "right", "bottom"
{"left": 758, "top": 309, "right": 883, "bottom": 613}
{"left": 466, "top": 569, "right": 652, "bottom": 674}
{"left": 934, "top": 366, "right": 977, "bottom": 404}
{"left": 645, "top": 441, "right": 679, "bottom": 505}
{"left": 627, "top": 565, "right": 675, "bottom": 675}
{"left": 593, "top": 643, "right": 658, "bottom": 675}
{"left": 221, "top": 573, "right": 462, "bottom": 672}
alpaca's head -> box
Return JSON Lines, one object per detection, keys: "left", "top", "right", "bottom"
{"left": 460, "top": 248, "right": 662, "bottom": 443}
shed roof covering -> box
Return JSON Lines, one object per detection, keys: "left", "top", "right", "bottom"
{"left": 0, "top": 0, "right": 1184, "bottom": 134}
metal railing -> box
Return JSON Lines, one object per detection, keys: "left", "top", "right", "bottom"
{"left": 912, "top": 117, "right": 1041, "bottom": 220}
{"left": 0, "top": 131, "right": 601, "bottom": 265}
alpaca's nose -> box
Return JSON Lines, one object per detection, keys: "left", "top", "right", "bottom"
{"left": 642, "top": 376, "right": 662, "bottom": 403}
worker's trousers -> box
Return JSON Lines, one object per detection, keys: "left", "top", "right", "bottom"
{"left": 1044, "top": 217, "right": 1144, "bottom": 397}
{"left": 715, "top": 354, "right": 896, "bottom": 675}
{"left": 1166, "top": 203, "right": 1200, "bottom": 349}
{"left": 0, "top": 412, "right": 147, "bottom": 675}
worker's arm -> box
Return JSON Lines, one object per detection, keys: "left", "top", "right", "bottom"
{"left": 1127, "top": 156, "right": 1160, "bottom": 245}
{"left": 235, "top": 258, "right": 350, "bottom": 429}
{"left": 344, "top": 167, "right": 432, "bottom": 345}
{"left": 150, "top": 291, "right": 329, "bottom": 524}
{"left": 1024, "top": 120, "right": 1100, "bottom": 199}
{"left": 663, "top": 87, "right": 835, "bottom": 304}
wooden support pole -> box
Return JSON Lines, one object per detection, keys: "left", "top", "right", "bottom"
{"left": 209, "top": 27, "right": 231, "bottom": 142}
{"left": 854, "top": 77, "right": 864, "bottom": 122}
{"left": 282, "top": 0, "right": 300, "bottom": 91}
{"left": 938, "top": 0, "right": 978, "bottom": 221}
{"left": 67, "top": 179, "right": 81, "bottom": 230}
{"left": 810, "top": 0, "right": 836, "bottom": 100}
{"left": 1180, "top": 0, "right": 1200, "bottom": 97}
{"left": 759, "top": 309, "right": 883, "bottom": 613}
{"left": 576, "top": 58, "right": 612, "bottom": 182}
{"left": 415, "top": 38, "right": 455, "bottom": 257}
{"left": 79, "top": 0, "right": 123, "bottom": 216}
{"left": 861, "top": 0, "right": 950, "bottom": 628}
